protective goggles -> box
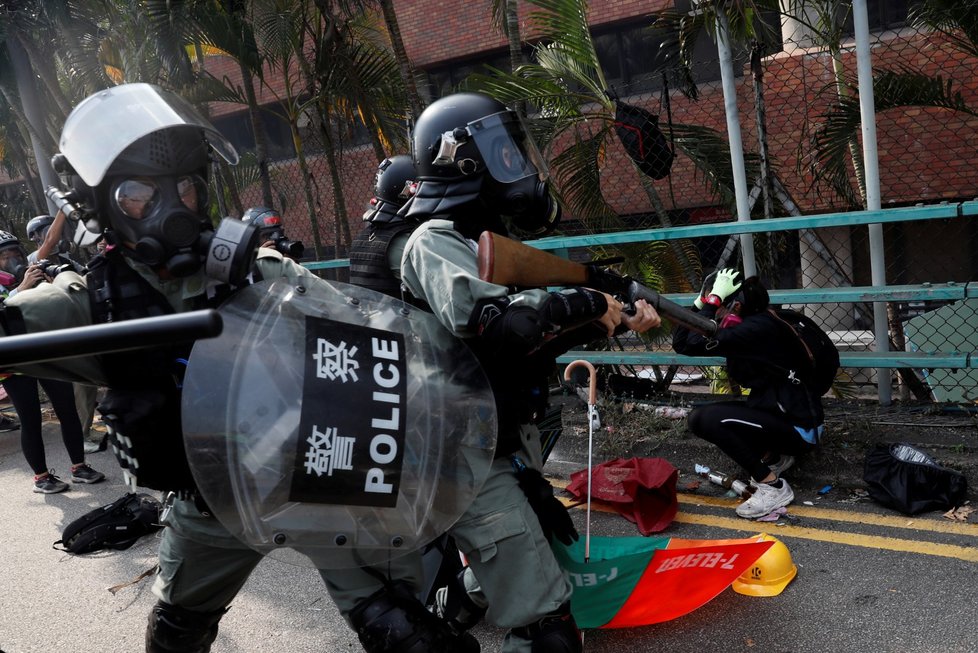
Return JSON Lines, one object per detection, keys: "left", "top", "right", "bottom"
{"left": 433, "top": 110, "right": 549, "bottom": 183}
{"left": 112, "top": 175, "right": 208, "bottom": 220}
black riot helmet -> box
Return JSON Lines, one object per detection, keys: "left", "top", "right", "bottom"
{"left": 363, "top": 155, "right": 416, "bottom": 223}
{"left": 242, "top": 206, "right": 285, "bottom": 240}
{"left": 51, "top": 83, "right": 257, "bottom": 282}
{"left": 408, "top": 92, "right": 560, "bottom": 237}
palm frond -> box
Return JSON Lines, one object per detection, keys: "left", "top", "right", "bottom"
{"left": 809, "top": 67, "right": 978, "bottom": 203}
{"left": 549, "top": 127, "right": 621, "bottom": 232}
{"left": 910, "top": 0, "right": 978, "bottom": 60}
{"left": 669, "top": 123, "right": 763, "bottom": 206}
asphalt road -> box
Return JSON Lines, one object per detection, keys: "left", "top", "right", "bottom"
{"left": 1, "top": 405, "right": 976, "bottom": 653}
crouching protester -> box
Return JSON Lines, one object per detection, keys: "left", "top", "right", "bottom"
{"left": 337, "top": 92, "right": 661, "bottom": 653}
{"left": 672, "top": 269, "right": 827, "bottom": 519}
{"left": 0, "top": 83, "right": 477, "bottom": 653}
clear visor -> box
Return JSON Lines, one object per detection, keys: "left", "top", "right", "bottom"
{"left": 29, "top": 229, "right": 49, "bottom": 247}
{"left": 60, "top": 83, "right": 238, "bottom": 187}
{"left": 113, "top": 175, "right": 207, "bottom": 220}
{"left": 468, "top": 111, "right": 549, "bottom": 184}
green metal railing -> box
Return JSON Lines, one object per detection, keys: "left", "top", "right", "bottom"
{"left": 303, "top": 202, "right": 978, "bottom": 377}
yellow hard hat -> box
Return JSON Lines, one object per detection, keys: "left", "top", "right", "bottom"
{"left": 732, "top": 534, "right": 797, "bottom": 597}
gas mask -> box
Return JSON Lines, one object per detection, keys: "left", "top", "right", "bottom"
{"left": 53, "top": 83, "right": 259, "bottom": 285}
{"left": 108, "top": 174, "right": 210, "bottom": 276}
{"left": 0, "top": 245, "right": 29, "bottom": 286}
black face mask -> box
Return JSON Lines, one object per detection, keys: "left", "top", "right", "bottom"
{"left": 108, "top": 175, "right": 210, "bottom": 276}
{"left": 484, "top": 176, "right": 561, "bottom": 238}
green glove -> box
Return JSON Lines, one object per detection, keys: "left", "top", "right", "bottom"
{"left": 694, "top": 270, "right": 718, "bottom": 309}
{"left": 708, "top": 268, "right": 743, "bottom": 303}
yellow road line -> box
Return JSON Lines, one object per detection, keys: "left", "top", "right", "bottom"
{"left": 671, "top": 511, "right": 978, "bottom": 563}
{"left": 677, "top": 493, "right": 978, "bottom": 538}
{"left": 554, "top": 481, "right": 978, "bottom": 562}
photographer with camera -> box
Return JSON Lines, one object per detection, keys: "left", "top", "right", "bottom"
{"left": 241, "top": 207, "right": 305, "bottom": 260}
{"left": 0, "top": 229, "right": 104, "bottom": 493}
{"left": 27, "top": 214, "right": 104, "bottom": 453}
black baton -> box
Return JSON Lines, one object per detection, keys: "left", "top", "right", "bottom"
{"left": 0, "top": 309, "right": 223, "bottom": 367}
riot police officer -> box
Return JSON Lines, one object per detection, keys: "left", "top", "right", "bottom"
{"left": 347, "top": 92, "right": 660, "bottom": 653}
{"left": 317, "top": 155, "right": 485, "bottom": 653}
{"left": 0, "top": 83, "right": 344, "bottom": 652}
{"left": 348, "top": 154, "right": 419, "bottom": 299}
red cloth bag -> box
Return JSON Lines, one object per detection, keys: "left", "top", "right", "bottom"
{"left": 566, "top": 457, "right": 678, "bottom": 535}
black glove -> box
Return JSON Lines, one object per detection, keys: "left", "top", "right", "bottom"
{"left": 513, "top": 460, "right": 579, "bottom": 546}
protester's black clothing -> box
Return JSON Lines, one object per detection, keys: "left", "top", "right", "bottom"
{"left": 688, "top": 401, "right": 815, "bottom": 481}
{"left": 674, "top": 303, "right": 825, "bottom": 481}
{"left": 3, "top": 374, "right": 84, "bottom": 475}
{"left": 673, "top": 305, "right": 824, "bottom": 428}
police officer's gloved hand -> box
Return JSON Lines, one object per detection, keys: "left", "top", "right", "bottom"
{"left": 705, "top": 268, "right": 742, "bottom": 306}
{"left": 514, "top": 465, "right": 579, "bottom": 546}
{"left": 694, "top": 270, "right": 718, "bottom": 309}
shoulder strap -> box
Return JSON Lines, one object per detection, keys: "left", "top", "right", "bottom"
{"left": 767, "top": 309, "right": 815, "bottom": 368}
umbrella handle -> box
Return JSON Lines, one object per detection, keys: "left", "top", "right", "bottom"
{"left": 563, "top": 359, "right": 597, "bottom": 405}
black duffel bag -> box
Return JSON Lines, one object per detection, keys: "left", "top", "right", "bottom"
{"left": 863, "top": 443, "right": 967, "bottom": 515}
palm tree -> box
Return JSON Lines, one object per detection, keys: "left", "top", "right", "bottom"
{"left": 807, "top": 0, "right": 978, "bottom": 204}
{"left": 803, "top": 0, "right": 977, "bottom": 401}
{"left": 465, "top": 0, "right": 761, "bottom": 291}
{"left": 248, "top": 0, "right": 407, "bottom": 257}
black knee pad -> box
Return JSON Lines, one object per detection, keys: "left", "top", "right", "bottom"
{"left": 349, "top": 581, "right": 480, "bottom": 653}
{"left": 146, "top": 600, "right": 226, "bottom": 653}
{"left": 511, "top": 603, "right": 582, "bottom": 653}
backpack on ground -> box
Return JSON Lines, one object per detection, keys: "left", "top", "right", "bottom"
{"left": 53, "top": 492, "right": 163, "bottom": 555}
{"left": 769, "top": 308, "right": 840, "bottom": 396}
{"left": 863, "top": 443, "right": 968, "bottom": 514}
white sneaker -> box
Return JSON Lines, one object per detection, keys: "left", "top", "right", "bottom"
{"left": 736, "top": 479, "right": 794, "bottom": 519}
{"left": 767, "top": 454, "right": 795, "bottom": 477}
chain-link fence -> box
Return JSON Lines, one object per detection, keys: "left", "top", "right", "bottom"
{"left": 555, "top": 7, "right": 978, "bottom": 404}
{"left": 222, "top": 5, "right": 978, "bottom": 404}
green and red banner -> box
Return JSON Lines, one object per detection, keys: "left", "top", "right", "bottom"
{"left": 554, "top": 535, "right": 774, "bottom": 628}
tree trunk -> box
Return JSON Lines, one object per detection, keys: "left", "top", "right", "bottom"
{"left": 240, "top": 63, "right": 275, "bottom": 208}
{"left": 831, "top": 51, "right": 867, "bottom": 206}
{"left": 6, "top": 33, "right": 59, "bottom": 215}
{"left": 379, "top": 0, "right": 425, "bottom": 118}
{"left": 16, "top": 34, "right": 71, "bottom": 119}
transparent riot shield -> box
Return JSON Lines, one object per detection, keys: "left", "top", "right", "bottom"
{"left": 182, "top": 279, "right": 497, "bottom": 569}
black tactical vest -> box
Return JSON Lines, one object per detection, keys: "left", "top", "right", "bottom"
{"left": 349, "top": 221, "right": 419, "bottom": 299}
{"left": 86, "top": 252, "right": 212, "bottom": 493}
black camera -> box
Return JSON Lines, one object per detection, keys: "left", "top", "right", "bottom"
{"left": 272, "top": 236, "right": 305, "bottom": 259}
{"left": 40, "top": 261, "right": 73, "bottom": 278}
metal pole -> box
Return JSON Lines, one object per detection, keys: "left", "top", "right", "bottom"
{"left": 852, "top": 0, "right": 891, "bottom": 405}
{"left": 715, "top": 9, "right": 757, "bottom": 278}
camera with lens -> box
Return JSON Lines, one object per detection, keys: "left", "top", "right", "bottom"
{"left": 271, "top": 235, "right": 305, "bottom": 259}
{"left": 39, "top": 261, "right": 73, "bottom": 279}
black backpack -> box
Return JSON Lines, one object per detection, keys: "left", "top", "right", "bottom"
{"left": 769, "top": 308, "right": 840, "bottom": 396}
{"left": 863, "top": 443, "right": 968, "bottom": 514}
{"left": 53, "top": 492, "right": 163, "bottom": 555}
